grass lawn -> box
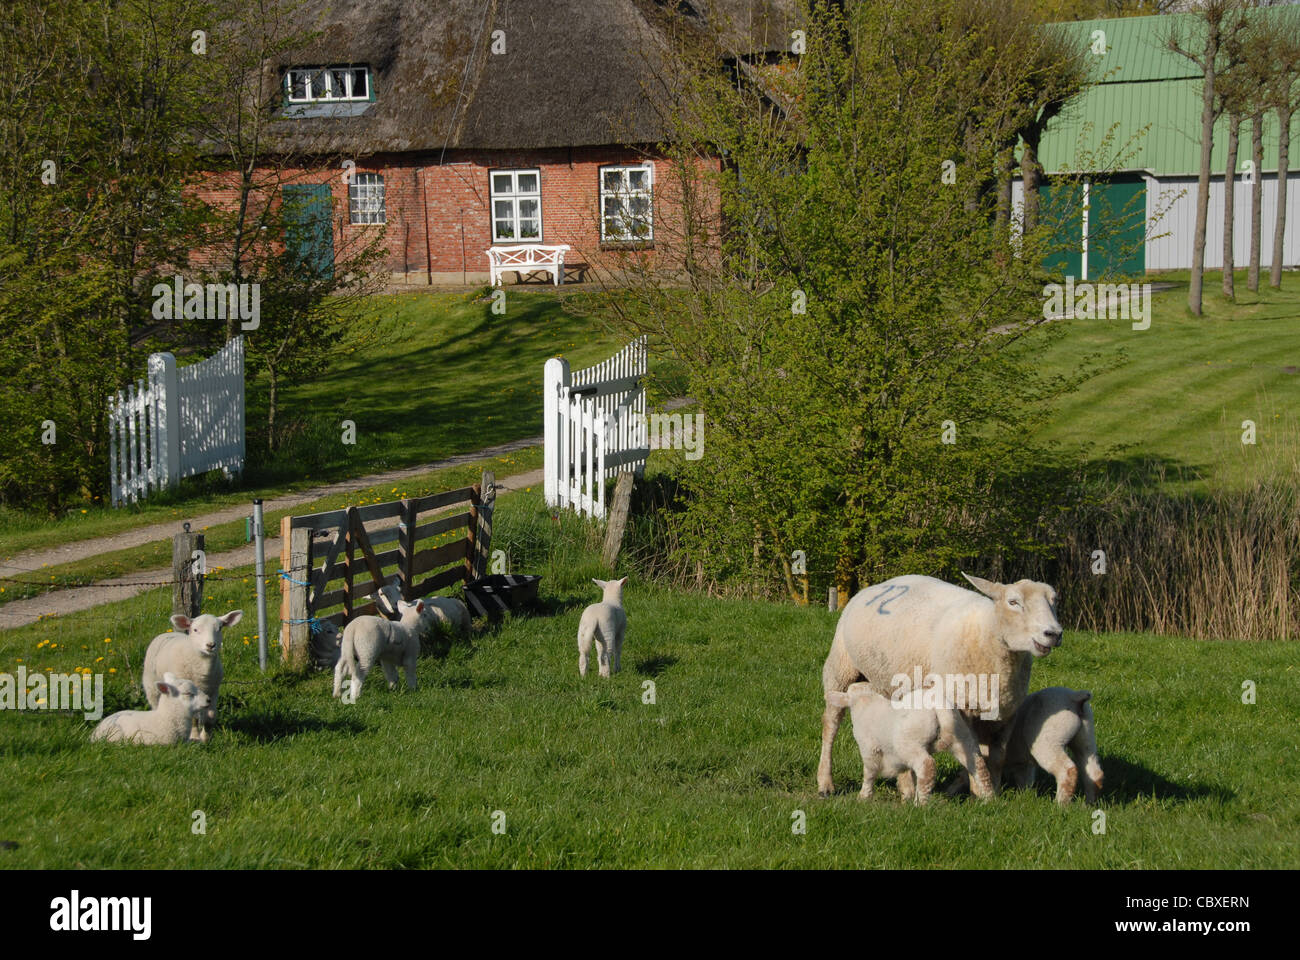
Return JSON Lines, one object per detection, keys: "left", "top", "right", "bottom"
{"left": 1, "top": 493, "right": 1295, "bottom": 869}
{"left": 0, "top": 288, "right": 615, "bottom": 557}
{"left": 1028, "top": 271, "right": 1300, "bottom": 489}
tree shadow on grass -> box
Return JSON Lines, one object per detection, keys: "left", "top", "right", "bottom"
{"left": 223, "top": 710, "right": 367, "bottom": 744}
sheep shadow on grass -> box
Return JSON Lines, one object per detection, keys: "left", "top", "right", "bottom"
{"left": 1086, "top": 752, "right": 1234, "bottom": 805}
{"left": 223, "top": 710, "right": 367, "bottom": 744}
{"left": 634, "top": 654, "right": 678, "bottom": 677}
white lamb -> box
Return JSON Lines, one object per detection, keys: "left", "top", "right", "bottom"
{"left": 1001, "top": 686, "right": 1104, "bottom": 805}
{"left": 141, "top": 610, "right": 241, "bottom": 743}
{"left": 371, "top": 577, "right": 470, "bottom": 638}
{"left": 577, "top": 577, "right": 628, "bottom": 677}
{"left": 333, "top": 599, "right": 425, "bottom": 701}
{"left": 91, "top": 673, "right": 210, "bottom": 746}
{"left": 817, "top": 573, "right": 1063, "bottom": 798}
{"left": 824, "top": 681, "right": 990, "bottom": 805}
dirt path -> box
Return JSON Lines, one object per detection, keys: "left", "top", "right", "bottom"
{"left": 0, "top": 467, "right": 543, "bottom": 628}
{"left": 1, "top": 436, "right": 544, "bottom": 579}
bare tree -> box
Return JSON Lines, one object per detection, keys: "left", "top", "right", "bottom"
{"left": 1264, "top": 18, "right": 1300, "bottom": 289}
{"left": 1167, "top": 1, "right": 1250, "bottom": 315}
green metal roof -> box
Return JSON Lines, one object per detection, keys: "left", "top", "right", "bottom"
{"left": 1037, "top": 9, "right": 1300, "bottom": 177}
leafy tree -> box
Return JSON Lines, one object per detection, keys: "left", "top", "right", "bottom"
{"left": 607, "top": 0, "right": 1098, "bottom": 600}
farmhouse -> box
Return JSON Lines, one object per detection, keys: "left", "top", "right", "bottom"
{"left": 1020, "top": 11, "right": 1300, "bottom": 278}
{"left": 212, "top": 0, "right": 797, "bottom": 285}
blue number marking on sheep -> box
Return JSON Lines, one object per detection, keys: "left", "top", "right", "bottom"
{"left": 862, "top": 583, "right": 908, "bottom": 615}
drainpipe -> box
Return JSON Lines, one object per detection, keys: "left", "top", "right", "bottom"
{"left": 422, "top": 163, "right": 433, "bottom": 284}
{"left": 461, "top": 208, "right": 467, "bottom": 285}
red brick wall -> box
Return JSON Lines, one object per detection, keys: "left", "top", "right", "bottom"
{"left": 192, "top": 146, "right": 719, "bottom": 284}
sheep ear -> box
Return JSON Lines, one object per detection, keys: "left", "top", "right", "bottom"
{"left": 961, "top": 573, "right": 1003, "bottom": 601}
{"left": 592, "top": 578, "right": 606, "bottom": 588}
{"left": 171, "top": 614, "right": 192, "bottom": 632}
{"left": 415, "top": 600, "right": 425, "bottom": 613}
{"left": 221, "top": 610, "right": 243, "bottom": 628}
{"left": 617, "top": 576, "right": 628, "bottom": 586}
{"left": 156, "top": 680, "right": 178, "bottom": 697}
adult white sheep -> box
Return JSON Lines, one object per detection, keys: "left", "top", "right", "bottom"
{"left": 90, "top": 673, "right": 210, "bottom": 746}
{"left": 816, "top": 574, "right": 1061, "bottom": 798}
{"left": 141, "top": 610, "right": 242, "bottom": 743}
{"left": 333, "top": 599, "right": 425, "bottom": 701}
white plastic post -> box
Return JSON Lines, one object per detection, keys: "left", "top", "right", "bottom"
{"left": 149, "top": 352, "right": 180, "bottom": 490}
{"left": 543, "top": 356, "right": 570, "bottom": 507}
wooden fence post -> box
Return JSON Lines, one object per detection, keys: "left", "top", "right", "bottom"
{"left": 472, "top": 471, "right": 496, "bottom": 580}
{"left": 399, "top": 498, "right": 417, "bottom": 601}
{"left": 172, "top": 526, "right": 204, "bottom": 619}
{"left": 601, "top": 471, "right": 634, "bottom": 570}
{"left": 280, "top": 516, "right": 310, "bottom": 666}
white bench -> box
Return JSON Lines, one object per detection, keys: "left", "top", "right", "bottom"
{"left": 487, "top": 244, "right": 570, "bottom": 286}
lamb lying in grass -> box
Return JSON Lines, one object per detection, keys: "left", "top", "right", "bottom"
{"left": 371, "top": 577, "right": 470, "bottom": 638}
{"left": 1001, "top": 686, "right": 1103, "bottom": 804}
{"left": 90, "top": 673, "right": 210, "bottom": 745}
{"left": 577, "top": 577, "right": 627, "bottom": 678}
{"left": 141, "top": 610, "right": 241, "bottom": 742}
{"left": 333, "top": 599, "right": 425, "bottom": 701}
{"left": 824, "top": 681, "right": 990, "bottom": 805}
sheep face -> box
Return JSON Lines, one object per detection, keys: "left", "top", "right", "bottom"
{"left": 961, "top": 574, "right": 1061, "bottom": 658}
{"left": 169, "top": 610, "right": 243, "bottom": 657}
{"left": 369, "top": 575, "right": 402, "bottom": 618}
{"left": 158, "top": 673, "right": 210, "bottom": 716}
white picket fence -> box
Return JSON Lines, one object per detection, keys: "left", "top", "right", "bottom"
{"left": 109, "top": 337, "right": 245, "bottom": 507}
{"left": 544, "top": 336, "right": 648, "bottom": 519}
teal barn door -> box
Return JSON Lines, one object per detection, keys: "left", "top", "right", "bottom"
{"left": 283, "top": 183, "right": 335, "bottom": 277}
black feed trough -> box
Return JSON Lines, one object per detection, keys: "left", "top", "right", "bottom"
{"left": 464, "top": 574, "right": 542, "bottom": 620}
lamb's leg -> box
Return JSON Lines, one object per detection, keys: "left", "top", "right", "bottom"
{"left": 908, "top": 753, "right": 936, "bottom": 806}
{"left": 380, "top": 659, "right": 401, "bottom": 691}
{"left": 577, "top": 622, "right": 594, "bottom": 677}
{"left": 596, "top": 634, "right": 611, "bottom": 678}
{"left": 1033, "top": 744, "right": 1079, "bottom": 804}
{"left": 817, "top": 648, "right": 859, "bottom": 796}
{"left": 333, "top": 656, "right": 347, "bottom": 699}
{"left": 858, "top": 750, "right": 880, "bottom": 800}
{"left": 897, "top": 770, "right": 916, "bottom": 801}
{"left": 1072, "top": 707, "right": 1104, "bottom": 804}
{"left": 612, "top": 626, "right": 623, "bottom": 675}
{"left": 403, "top": 650, "right": 418, "bottom": 691}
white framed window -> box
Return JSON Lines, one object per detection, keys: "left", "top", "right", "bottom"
{"left": 286, "top": 66, "right": 370, "bottom": 103}
{"left": 600, "top": 163, "right": 653, "bottom": 242}
{"left": 489, "top": 169, "right": 542, "bottom": 242}
{"left": 349, "top": 173, "right": 385, "bottom": 224}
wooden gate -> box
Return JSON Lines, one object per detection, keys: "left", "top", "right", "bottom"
{"left": 278, "top": 471, "right": 495, "bottom": 665}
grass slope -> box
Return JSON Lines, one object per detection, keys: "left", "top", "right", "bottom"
{"left": 0, "top": 495, "right": 1295, "bottom": 869}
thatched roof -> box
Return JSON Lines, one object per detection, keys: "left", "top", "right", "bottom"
{"left": 259, "top": 0, "right": 801, "bottom": 155}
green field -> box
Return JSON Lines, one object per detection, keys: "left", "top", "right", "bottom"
{"left": 0, "top": 493, "right": 1295, "bottom": 869}
{"left": 1028, "top": 273, "right": 1300, "bottom": 488}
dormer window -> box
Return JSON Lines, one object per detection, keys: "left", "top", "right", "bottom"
{"left": 286, "top": 66, "right": 371, "bottom": 103}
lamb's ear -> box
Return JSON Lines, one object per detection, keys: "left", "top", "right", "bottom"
{"left": 220, "top": 610, "right": 243, "bottom": 628}
{"left": 156, "top": 680, "right": 178, "bottom": 697}
{"left": 1074, "top": 690, "right": 1092, "bottom": 704}
{"left": 616, "top": 576, "right": 628, "bottom": 587}
{"left": 591, "top": 578, "right": 607, "bottom": 588}
{"left": 414, "top": 600, "right": 425, "bottom": 614}
{"left": 961, "top": 573, "right": 1003, "bottom": 601}
{"left": 170, "top": 614, "right": 192, "bottom": 633}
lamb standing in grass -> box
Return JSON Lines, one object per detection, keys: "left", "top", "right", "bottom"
{"left": 577, "top": 577, "right": 627, "bottom": 677}
{"left": 91, "top": 673, "right": 210, "bottom": 746}
{"left": 333, "top": 599, "right": 425, "bottom": 701}
{"left": 824, "top": 681, "right": 990, "bottom": 805}
{"left": 817, "top": 573, "right": 1063, "bottom": 798}
{"left": 371, "top": 577, "right": 470, "bottom": 638}
{"left": 1001, "top": 687, "right": 1104, "bottom": 804}
{"left": 141, "top": 610, "right": 241, "bottom": 743}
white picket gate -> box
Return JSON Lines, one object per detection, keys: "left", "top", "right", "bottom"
{"left": 544, "top": 336, "right": 648, "bottom": 519}
{"left": 109, "top": 336, "right": 245, "bottom": 507}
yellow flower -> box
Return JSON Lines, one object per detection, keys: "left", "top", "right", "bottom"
{"left": 104, "top": 638, "right": 112, "bottom": 643}
{"left": 108, "top": 668, "right": 117, "bottom": 674}
{"left": 95, "top": 657, "right": 104, "bottom": 663}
